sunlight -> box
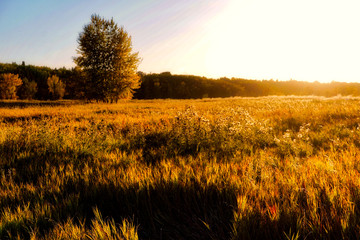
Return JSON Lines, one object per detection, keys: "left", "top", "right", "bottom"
{"left": 203, "top": 0, "right": 360, "bottom": 82}
{"left": 204, "top": 0, "right": 250, "bottom": 78}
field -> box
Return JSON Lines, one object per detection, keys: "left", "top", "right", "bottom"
{"left": 1, "top": 96, "right": 360, "bottom": 239}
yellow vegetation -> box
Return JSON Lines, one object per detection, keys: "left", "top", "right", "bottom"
{"left": 1, "top": 96, "right": 360, "bottom": 239}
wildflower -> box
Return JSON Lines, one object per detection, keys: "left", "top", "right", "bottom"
{"left": 283, "top": 131, "right": 291, "bottom": 138}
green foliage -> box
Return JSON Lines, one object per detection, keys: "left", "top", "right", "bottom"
{"left": 134, "top": 74, "right": 245, "bottom": 99}
{"left": 47, "top": 75, "right": 65, "bottom": 100}
{"left": 18, "top": 78, "right": 38, "bottom": 100}
{"left": 0, "top": 73, "right": 22, "bottom": 99}
{"left": 4, "top": 62, "right": 360, "bottom": 100}
{"left": 74, "top": 14, "right": 140, "bottom": 102}
{"left": 0, "top": 63, "right": 75, "bottom": 100}
{"left": 134, "top": 73, "right": 360, "bottom": 99}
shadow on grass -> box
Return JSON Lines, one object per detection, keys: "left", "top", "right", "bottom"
{"left": 6, "top": 175, "right": 359, "bottom": 240}
{"left": 0, "top": 100, "right": 81, "bottom": 109}
{"left": 0, "top": 147, "right": 235, "bottom": 239}
{"left": 1, "top": 178, "right": 236, "bottom": 240}
{"left": 78, "top": 181, "right": 236, "bottom": 240}
{"left": 2, "top": 136, "right": 360, "bottom": 239}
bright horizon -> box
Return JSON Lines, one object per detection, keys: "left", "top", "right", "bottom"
{"left": 1, "top": 0, "right": 360, "bottom": 83}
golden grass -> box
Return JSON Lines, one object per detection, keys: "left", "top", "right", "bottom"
{"left": 1, "top": 96, "right": 360, "bottom": 239}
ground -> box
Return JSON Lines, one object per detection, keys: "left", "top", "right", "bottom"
{"left": 1, "top": 96, "right": 360, "bottom": 239}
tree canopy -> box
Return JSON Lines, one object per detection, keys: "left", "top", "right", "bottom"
{"left": 3, "top": 62, "right": 360, "bottom": 100}
{"left": 47, "top": 75, "right": 65, "bottom": 100}
{"left": 18, "top": 77, "right": 37, "bottom": 100}
{"left": 74, "top": 14, "right": 140, "bottom": 102}
{"left": 0, "top": 73, "right": 22, "bottom": 99}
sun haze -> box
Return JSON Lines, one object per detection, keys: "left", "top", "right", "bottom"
{"left": 0, "top": 0, "right": 359, "bottom": 82}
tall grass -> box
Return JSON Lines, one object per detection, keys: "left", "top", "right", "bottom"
{"left": 1, "top": 96, "right": 360, "bottom": 239}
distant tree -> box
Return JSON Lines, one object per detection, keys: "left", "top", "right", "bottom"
{"left": 0, "top": 73, "right": 22, "bottom": 99}
{"left": 66, "top": 67, "right": 87, "bottom": 99}
{"left": 47, "top": 75, "right": 65, "bottom": 100}
{"left": 137, "top": 71, "right": 146, "bottom": 78}
{"left": 74, "top": 14, "right": 141, "bottom": 102}
{"left": 18, "top": 77, "right": 37, "bottom": 100}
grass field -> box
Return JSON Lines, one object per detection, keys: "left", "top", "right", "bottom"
{"left": 1, "top": 96, "right": 360, "bottom": 239}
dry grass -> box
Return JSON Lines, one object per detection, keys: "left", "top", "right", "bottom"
{"left": 1, "top": 96, "right": 360, "bottom": 239}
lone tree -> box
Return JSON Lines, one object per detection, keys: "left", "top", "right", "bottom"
{"left": 74, "top": 14, "right": 141, "bottom": 102}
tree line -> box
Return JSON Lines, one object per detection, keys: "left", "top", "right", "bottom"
{"left": 135, "top": 74, "right": 360, "bottom": 99}
{"left": 0, "top": 62, "right": 75, "bottom": 100}
{"left": 2, "top": 61, "right": 360, "bottom": 100}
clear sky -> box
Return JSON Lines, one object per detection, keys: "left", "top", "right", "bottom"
{"left": 1, "top": 0, "right": 360, "bottom": 82}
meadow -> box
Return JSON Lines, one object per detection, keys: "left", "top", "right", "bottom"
{"left": 1, "top": 96, "right": 360, "bottom": 239}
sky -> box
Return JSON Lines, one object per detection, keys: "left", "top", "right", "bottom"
{"left": 1, "top": 0, "right": 360, "bottom": 83}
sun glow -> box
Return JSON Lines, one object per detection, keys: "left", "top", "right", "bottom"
{"left": 201, "top": 0, "right": 360, "bottom": 82}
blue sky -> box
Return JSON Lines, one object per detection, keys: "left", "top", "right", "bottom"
{"left": 1, "top": 0, "right": 360, "bottom": 82}
{"left": 0, "top": 0, "right": 224, "bottom": 72}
